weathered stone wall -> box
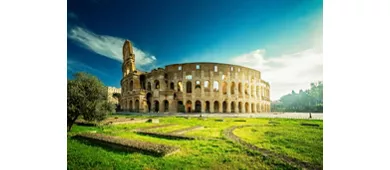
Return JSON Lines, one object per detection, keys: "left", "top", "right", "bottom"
{"left": 119, "top": 41, "right": 271, "bottom": 113}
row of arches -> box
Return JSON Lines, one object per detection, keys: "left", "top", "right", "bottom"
{"left": 121, "top": 99, "right": 271, "bottom": 113}
{"left": 125, "top": 79, "right": 270, "bottom": 98}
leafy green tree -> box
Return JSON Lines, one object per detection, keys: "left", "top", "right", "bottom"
{"left": 67, "top": 72, "right": 114, "bottom": 131}
{"left": 272, "top": 81, "right": 323, "bottom": 113}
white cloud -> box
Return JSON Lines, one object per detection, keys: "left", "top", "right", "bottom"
{"left": 230, "top": 48, "right": 323, "bottom": 101}
{"left": 67, "top": 59, "right": 108, "bottom": 77}
{"left": 67, "top": 26, "right": 156, "bottom": 71}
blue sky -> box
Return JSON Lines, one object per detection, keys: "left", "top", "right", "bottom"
{"left": 67, "top": 0, "right": 323, "bottom": 100}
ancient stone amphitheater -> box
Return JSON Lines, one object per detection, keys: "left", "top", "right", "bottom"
{"left": 120, "top": 40, "right": 271, "bottom": 113}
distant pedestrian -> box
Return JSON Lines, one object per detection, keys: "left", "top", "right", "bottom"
{"left": 309, "top": 112, "right": 312, "bottom": 119}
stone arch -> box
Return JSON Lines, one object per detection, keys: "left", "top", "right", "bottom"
{"left": 214, "top": 101, "right": 220, "bottom": 113}
{"left": 177, "top": 101, "right": 184, "bottom": 113}
{"left": 222, "top": 81, "right": 227, "bottom": 94}
{"left": 238, "top": 102, "right": 242, "bottom": 113}
{"left": 231, "top": 82, "right": 235, "bottom": 94}
{"left": 230, "top": 101, "right": 235, "bottom": 113}
{"left": 204, "top": 81, "right": 210, "bottom": 92}
{"left": 154, "top": 80, "right": 160, "bottom": 89}
{"left": 177, "top": 81, "right": 183, "bottom": 92}
{"left": 251, "top": 103, "right": 255, "bottom": 113}
{"left": 186, "top": 100, "right": 192, "bottom": 113}
{"left": 170, "top": 82, "right": 175, "bottom": 90}
{"left": 140, "top": 75, "right": 146, "bottom": 90}
{"left": 186, "top": 81, "right": 192, "bottom": 93}
{"left": 164, "top": 100, "right": 169, "bottom": 112}
{"left": 245, "top": 102, "right": 249, "bottom": 113}
{"left": 195, "top": 100, "right": 201, "bottom": 113}
{"left": 135, "top": 100, "right": 139, "bottom": 112}
{"left": 146, "top": 93, "right": 152, "bottom": 112}
{"left": 154, "top": 100, "right": 159, "bottom": 112}
{"left": 257, "top": 103, "right": 261, "bottom": 113}
{"left": 244, "top": 83, "right": 249, "bottom": 95}
{"left": 213, "top": 81, "right": 219, "bottom": 92}
{"left": 195, "top": 80, "right": 201, "bottom": 89}
{"left": 147, "top": 82, "right": 152, "bottom": 91}
{"left": 205, "top": 101, "right": 210, "bottom": 113}
{"left": 130, "top": 80, "right": 133, "bottom": 91}
{"left": 256, "top": 86, "right": 260, "bottom": 97}
{"left": 223, "top": 101, "right": 228, "bottom": 113}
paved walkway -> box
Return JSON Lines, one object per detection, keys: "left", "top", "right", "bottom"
{"left": 117, "top": 112, "right": 323, "bottom": 120}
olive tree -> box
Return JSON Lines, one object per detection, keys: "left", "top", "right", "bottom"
{"left": 67, "top": 72, "right": 114, "bottom": 131}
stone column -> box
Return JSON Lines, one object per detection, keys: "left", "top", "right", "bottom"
{"left": 201, "top": 101, "right": 206, "bottom": 113}
{"left": 227, "top": 101, "right": 231, "bottom": 113}
{"left": 219, "top": 101, "right": 223, "bottom": 113}
{"left": 159, "top": 100, "right": 164, "bottom": 113}
{"left": 210, "top": 101, "right": 214, "bottom": 113}
{"left": 235, "top": 102, "right": 239, "bottom": 113}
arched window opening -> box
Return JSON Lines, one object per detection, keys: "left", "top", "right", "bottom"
{"left": 164, "top": 100, "right": 169, "bottom": 112}
{"left": 231, "top": 82, "right": 235, "bottom": 94}
{"left": 170, "top": 82, "right": 174, "bottom": 90}
{"left": 140, "top": 75, "right": 146, "bottom": 90}
{"left": 214, "top": 101, "right": 220, "bottom": 113}
{"left": 195, "top": 100, "right": 201, "bottom": 112}
{"left": 154, "top": 80, "right": 160, "bottom": 89}
{"left": 245, "top": 102, "right": 249, "bottom": 113}
{"left": 186, "top": 81, "right": 192, "bottom": 93}
{"left": 238, "top": 83, "right": 242, "bottom": 94}
{"left": 205, "top": 101, "right": 210, "bottom": 113}
{"left": 177, "top": 101, "right": 184, "bottom": 112}
{"left": 186, "top": 100, "right": 192, "bottom": 113}
{"left": 204, "top": 81, "right": 210, "bottom": 92}
{"left": 195, "top": 80, "right": 201, "bottom": 89}
{"left": 154, "top": 100, "right": 159, "bottom": 112}
{"left": 177, "top": 81, "right": 183, "bottom": 92}
{"left": 213, "top": 81, "right": 219, "bottom": 92}
{"left": 222, "top": 81, "right": 227, "bottom": 95}
{"left": 147, "top": 82, "right": 152, "bottom": 91}
{"left": 231, "top": 102, "right": 235, "bottom": 113}
{"left": 223, "top": 101, "right": 228, "bottom": 113}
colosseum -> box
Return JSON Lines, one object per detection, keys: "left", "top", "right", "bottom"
{"left": 120, "top": 40, "right": 271, "bottom": 113}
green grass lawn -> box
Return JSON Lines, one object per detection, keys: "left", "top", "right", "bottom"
{"left": 67, "top": 115, "right": 323, "bottom": 170}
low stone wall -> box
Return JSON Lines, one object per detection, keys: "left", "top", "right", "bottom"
{"left": 135, "top": 131, "right": 199, "bottom": 140}
{"left": 73, "top": 133, "right": 179, "bottom": 156}
{"left": 168, "top": 126, "right": 204, "bottom": 135}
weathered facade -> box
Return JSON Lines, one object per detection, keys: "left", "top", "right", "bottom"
{"left": 120, "top": 40, "right": 271, "bottom": 113}
{"left": 107, "top": 86, "right": 121, "bottom": 104}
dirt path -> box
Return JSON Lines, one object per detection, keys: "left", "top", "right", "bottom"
{"left": 223, "top": 125, "right": 322, "bottom": 170}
